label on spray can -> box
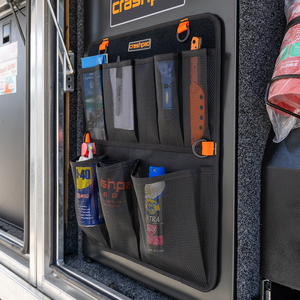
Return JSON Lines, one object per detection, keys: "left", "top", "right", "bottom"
{"left": 145, "top": 181, "right": 166, "bottom": 252}
{"left": 76, "top": 164, "right": 104, "bottom": 226}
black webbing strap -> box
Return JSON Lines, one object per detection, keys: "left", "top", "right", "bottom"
{"left": 285, "top": 15, "right": 300, "bottom": 34}
{"left": 265, "top": 74, "right": 300, "bottom": 119}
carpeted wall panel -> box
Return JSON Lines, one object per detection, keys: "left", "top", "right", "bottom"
{"left": 65, "top": 0, "right": 79, "bottom": 254}
{"left": 237, "top": 1, "right": 285, "bottom": 299}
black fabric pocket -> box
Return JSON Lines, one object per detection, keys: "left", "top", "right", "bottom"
{"left": 96, "top": 159, "right": 140, "bottom": 259}
{"left": 80, "top": 66, "right": 107, "bottom": 141}
{"left": 154, "top": 53, "right": 183, "bottom": 147}
{"left": 70, "top": 156, "right": 109, "bottom": 248}
{"left": 134, "top": 57, "right": 160, "bottom": 144}
{"left": 102, "top": 60, "right": 137, "bottom": 143}
{"left": 132, "top": 164, "right": 210, "bottom": 287}
{"left": 182, "top": 48, "right": 211, "bottom": 148}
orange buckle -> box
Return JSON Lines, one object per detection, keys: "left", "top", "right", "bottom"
{"left": 99, "top": 39, "right": 109, "bottom": 52}
{"left": 177, "top": 21, "right": 189, "bottom": 34}
{"left": 177, "top": 20, "right": 190, "bottom": 43}
{"left": 192, "top": 139, "right": 217, "bottom": 158}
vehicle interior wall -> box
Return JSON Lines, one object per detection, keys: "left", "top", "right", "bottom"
{"left": 62, "top": 1, "right": 286, "bottom": 300}
{"left": 237, "top": 1, "right": 285, "bottom": 299}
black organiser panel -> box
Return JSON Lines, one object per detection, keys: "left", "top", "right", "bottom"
{"left": 78, "top": 13, "right": 221, "bottom": 295}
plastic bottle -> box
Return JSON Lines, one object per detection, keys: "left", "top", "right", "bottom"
{"left": 145, "top": 166, "right": 166, "bottom": 253}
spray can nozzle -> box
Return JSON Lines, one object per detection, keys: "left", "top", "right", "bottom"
{"left": 149, "top": 166, "right": 165, "bottom": 177}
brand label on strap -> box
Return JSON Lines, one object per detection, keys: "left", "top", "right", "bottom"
{"left": 110, "top": 0, "right": 185, "bottom": 27}
{"left": 128, "top": 38, "right": 151, "bottom": 52}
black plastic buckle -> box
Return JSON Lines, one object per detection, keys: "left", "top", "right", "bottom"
{"left": 265, "top": 74, "right": 300, "bottom": 120}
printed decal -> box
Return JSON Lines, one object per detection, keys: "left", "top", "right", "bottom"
{"left": 128, "top": 38, "right": 151, "bottom": 52}
{"left": 0, "top": 76, "right": 16, "bottom": 95}
{"left": 99, "top": 177, "right": 131, "bottom": 209}
{"left": 0, "top": 41, "right": 18, "bottom": 64}
{"left": 76, "top": 165, "right": 101, "bottom": 226}
{"left": 147, "top": 224, "right": 157, "bottom": 235}
{"left": 147, "top": 234, "right": 164, "bottom": 245}
{"left": 110, "top": 0, "right": 185, "bottom": 27}
{"left": 146, "top": 198, "right": 160, "bottom": 215}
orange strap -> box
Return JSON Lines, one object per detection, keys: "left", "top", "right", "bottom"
{"left": 177, "top": 21, "right": 189, "bottom": 34}
{"left": 190, "top": 57, "right": 205, "bottom": 145}
{"left": 190, "top": 37, "right": 205, "bottom": 146}
{"left": 202, "top": 141, "right": 216, "bottom": 156}
{"left": 99, "top": 40, "right": 109, "bottom": 52}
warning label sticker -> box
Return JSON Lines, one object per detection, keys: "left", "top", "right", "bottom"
{"left": 0, "top": 76, "right": 17, "bottom": 95}
{"left": 0, "top": 59, "right": 18, "bottom": 79}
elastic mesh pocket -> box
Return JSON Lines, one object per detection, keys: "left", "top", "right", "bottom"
{"left": 154, "top": 53, "right": 183, "bottom": 147}
{"left": 182, "top": 48, "right": 210, "bottom": 148}
{"left": 132, "top": 168, "right": 208, "bottom": 286}
{"left": 97, "top": 159, "right": 140, "bottom": 259}
{"left": 198, "top": 169, "right": 216, "bottom": 284}
{"left": 80, "top": 66, "right": 107, "bottom": 140}
{"left": 103, "top": 60, "right": 137, "bottom": 143}
{"left": 135, "top": 57, "right": 160, "bottom": 144}
{"left": 70, "top": 156, "right": 109, "bottom": 248}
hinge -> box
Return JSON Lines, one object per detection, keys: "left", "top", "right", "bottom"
{"left": 64, "top": 51, "right": 74, "bottom": 92}
{"left": 46, "top": 0, "right": 75, "bottom": 93}
{"left": 261, "top": 279, "right": 271, "bottom": 300}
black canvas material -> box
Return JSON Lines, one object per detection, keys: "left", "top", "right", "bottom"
{"left": 82, "top": 13, "right": 221, "bottom": 293}
{"left": 96, "top": 158, "right": 140, "bottom": 260}
{"left": 70, "top": 156, "right": 109, "bottom": 248}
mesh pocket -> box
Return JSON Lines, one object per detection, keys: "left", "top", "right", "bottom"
{"left": 132, "top": 165, "right": 209, "bottom": 286}
{"left": 154, "top": 53, "right": 183, "bottom": 147}
{"left": 96, "top": 159, "right": 140, "bottom": 259}
{"left": 80, "top": 66, "right": 107, "bottom": 141}
{"left": 102, "top": 60, "right": 137, "bottom": 143}
{"left": 70, "top": 156, "right": 109, "bottom": 248}
{"left": 182, "top": 48, "right": 210, "bottom": 148}
{"left": 135, "top": 57, "right": 160, "bottom": 144}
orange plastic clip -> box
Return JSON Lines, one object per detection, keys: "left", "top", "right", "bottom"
{"left": 99, "top": 39, "right": 109, "bottom": 52}
{"left": 202, "top": 141, "right": 217, "bottom": 156}
{"left": 177, "top": 21, "right": 189, "bottom": 34}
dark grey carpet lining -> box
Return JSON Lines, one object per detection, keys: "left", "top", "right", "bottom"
{"left": 65, "top": 0, "right": 79, "bottom": 255}
{"left": 65, "top": 248, "right": 174, "bottom": 299}
{"left": 64, "top": 227, "right": 174, "bottom": 300}
{"left": 237, "top": 1, "right": 285, "bottom": 300}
